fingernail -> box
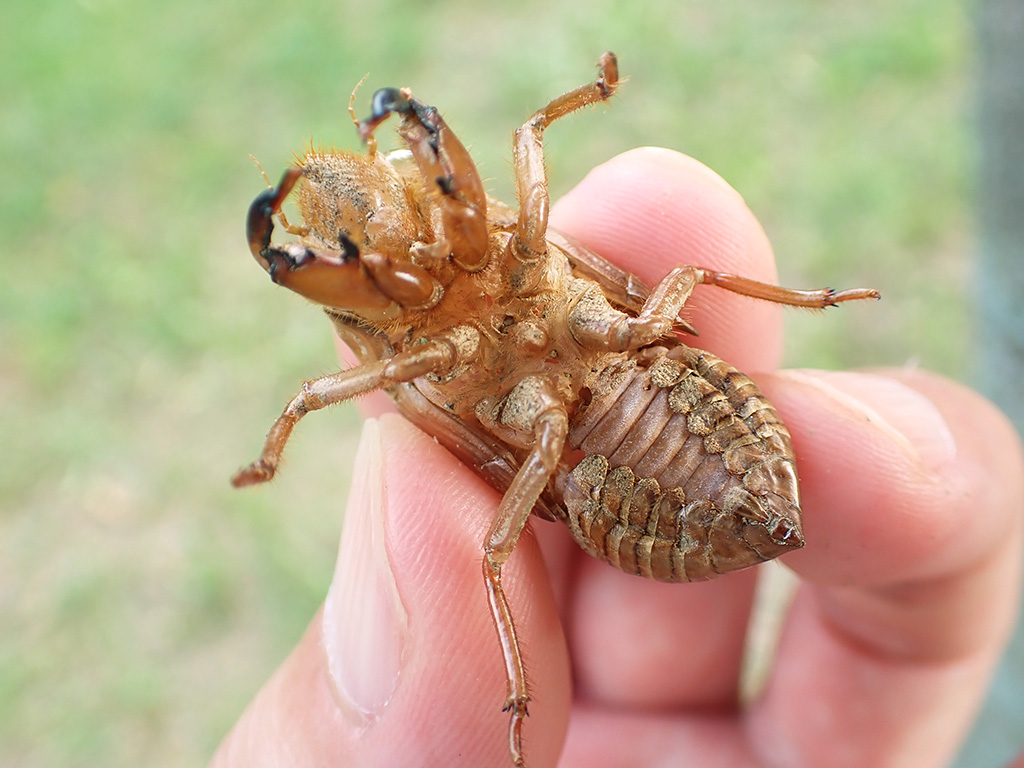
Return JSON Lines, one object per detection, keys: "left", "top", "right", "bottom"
{"left": 779, "top": 370, "right": 957, "bottom": 472}
{"left": 322, "top": 419, "right": 408, "bottom": 721}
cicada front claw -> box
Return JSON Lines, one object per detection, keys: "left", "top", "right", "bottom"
{"left": 246, "top": 167, "right": 303, "bottom": 258}
{"left": 357, "top": 87, "right": 412, "bottom": 144}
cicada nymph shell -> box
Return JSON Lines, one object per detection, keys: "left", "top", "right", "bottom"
{"left": 234, "top": 53, "right": 879, "bottom": 766}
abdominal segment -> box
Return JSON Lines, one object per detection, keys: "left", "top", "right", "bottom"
{"left": 561, "top": 346, "right": 803, "bottom": 582}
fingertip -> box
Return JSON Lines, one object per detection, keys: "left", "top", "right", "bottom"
{"left": 763, "top": 368, "right": 1024, "bottom": 586}
{"left": 551, "top": 148, "right": 766, "bottom": 276}
{"left": 568, "top": 558, "right": 756, "bottom": 710}
{"left": 746, "top": 373, "right": 1023, "bottom": 766}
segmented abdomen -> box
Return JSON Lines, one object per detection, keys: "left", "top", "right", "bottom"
{"left": 561, "top": 346, "right": 803, "bottom": 582}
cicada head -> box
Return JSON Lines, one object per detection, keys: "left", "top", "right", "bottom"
{"left": 297, "top": 149, "right": 426, "bottom": 262}
{"left": 245, "top": 151, "right": 441, "bottom": 318}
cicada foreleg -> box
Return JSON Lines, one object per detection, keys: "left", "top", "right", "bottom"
{"left": 478, "top": 376, "right": 569, "bottom": 767}
{"left": 246, "top": 168, "right": 304, "bottom": 258}
{"left": 232, "top": 331, "right": 477, "bottom": 487}
{"left": 358, "top": 87, "right": 489, "bottom": 271}
{"left": 507, "top": 52, "right": 619, "bottom": 292}
{"left": 250, "top": 159, "right": 309, "bottom": 237}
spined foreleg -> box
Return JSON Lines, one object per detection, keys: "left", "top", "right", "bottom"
{"left": 245, "top": 169, "right": 441, "bottom": 311}
{"left": 357, "top": 86, "right": 489, "bottom": 270}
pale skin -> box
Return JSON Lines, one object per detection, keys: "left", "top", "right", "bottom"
{"left": 212, "top": 148, "right": 1024, "bottom": 768}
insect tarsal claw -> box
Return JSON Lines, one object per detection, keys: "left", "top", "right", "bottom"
{"left": 370, "top": 86, "right": 409, "bottom": 118}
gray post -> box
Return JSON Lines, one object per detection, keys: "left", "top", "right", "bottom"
{"left": 957, "top": 0, "right": 1024, "bottom": 764}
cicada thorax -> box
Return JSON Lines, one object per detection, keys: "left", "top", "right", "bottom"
{"left": 560, "top": 344, "right": 804, "bottom": 583}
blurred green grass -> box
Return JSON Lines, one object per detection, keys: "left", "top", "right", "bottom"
{"left": 1, "top": 0, "right": 972, "bottom": 765}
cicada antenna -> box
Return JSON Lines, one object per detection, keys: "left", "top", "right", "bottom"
{"left": 249, "top": 154, "right": 272, "bottom": 189}
{"left": 348, "top": 73, "right": 375, "bottom": 158}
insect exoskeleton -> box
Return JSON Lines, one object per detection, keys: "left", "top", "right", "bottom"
{"left": 560, "top": 343, "right": 804, "bottom": 583}
{"left": 234, "top": 52, "right": 879, "bottom": 767}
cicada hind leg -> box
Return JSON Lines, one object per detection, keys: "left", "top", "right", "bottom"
{"left": 479, "top": 53, "right": 620, "bottom": 766}
{"left": 478, "top": 377, "right": 569, "bottom": 767}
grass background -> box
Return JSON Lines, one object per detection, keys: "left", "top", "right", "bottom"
{"left": 2, "top": 0, "right": 1008, "bottom": 765}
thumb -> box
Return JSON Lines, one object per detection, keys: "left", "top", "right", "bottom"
{"left": 211, "top": 415, "right": 570, "bottom": 767}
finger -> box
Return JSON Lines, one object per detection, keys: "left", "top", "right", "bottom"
{"left": 565, "top": 559, "right": 757, "bottom": 708}
{"left": 550, "top": 146, "right": 784, "bottom": 373}
{"left": 545, "top": 148, "right": 786, "bottom": 709}
{"left": 213, "top": 415, "right": 571, "bottom": 767}
{"left": 559, "top": 705, "right": 755, "bottom": 768}
{"left": 746, "top": 369, "right": 1024, "bottom": 767}
{"left": 762, "top": 369, "right": 1023, "bottom": 590}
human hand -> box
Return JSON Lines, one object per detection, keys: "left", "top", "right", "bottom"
{"left": 212, "top": 148, "right": 1024, "bottom": 768}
